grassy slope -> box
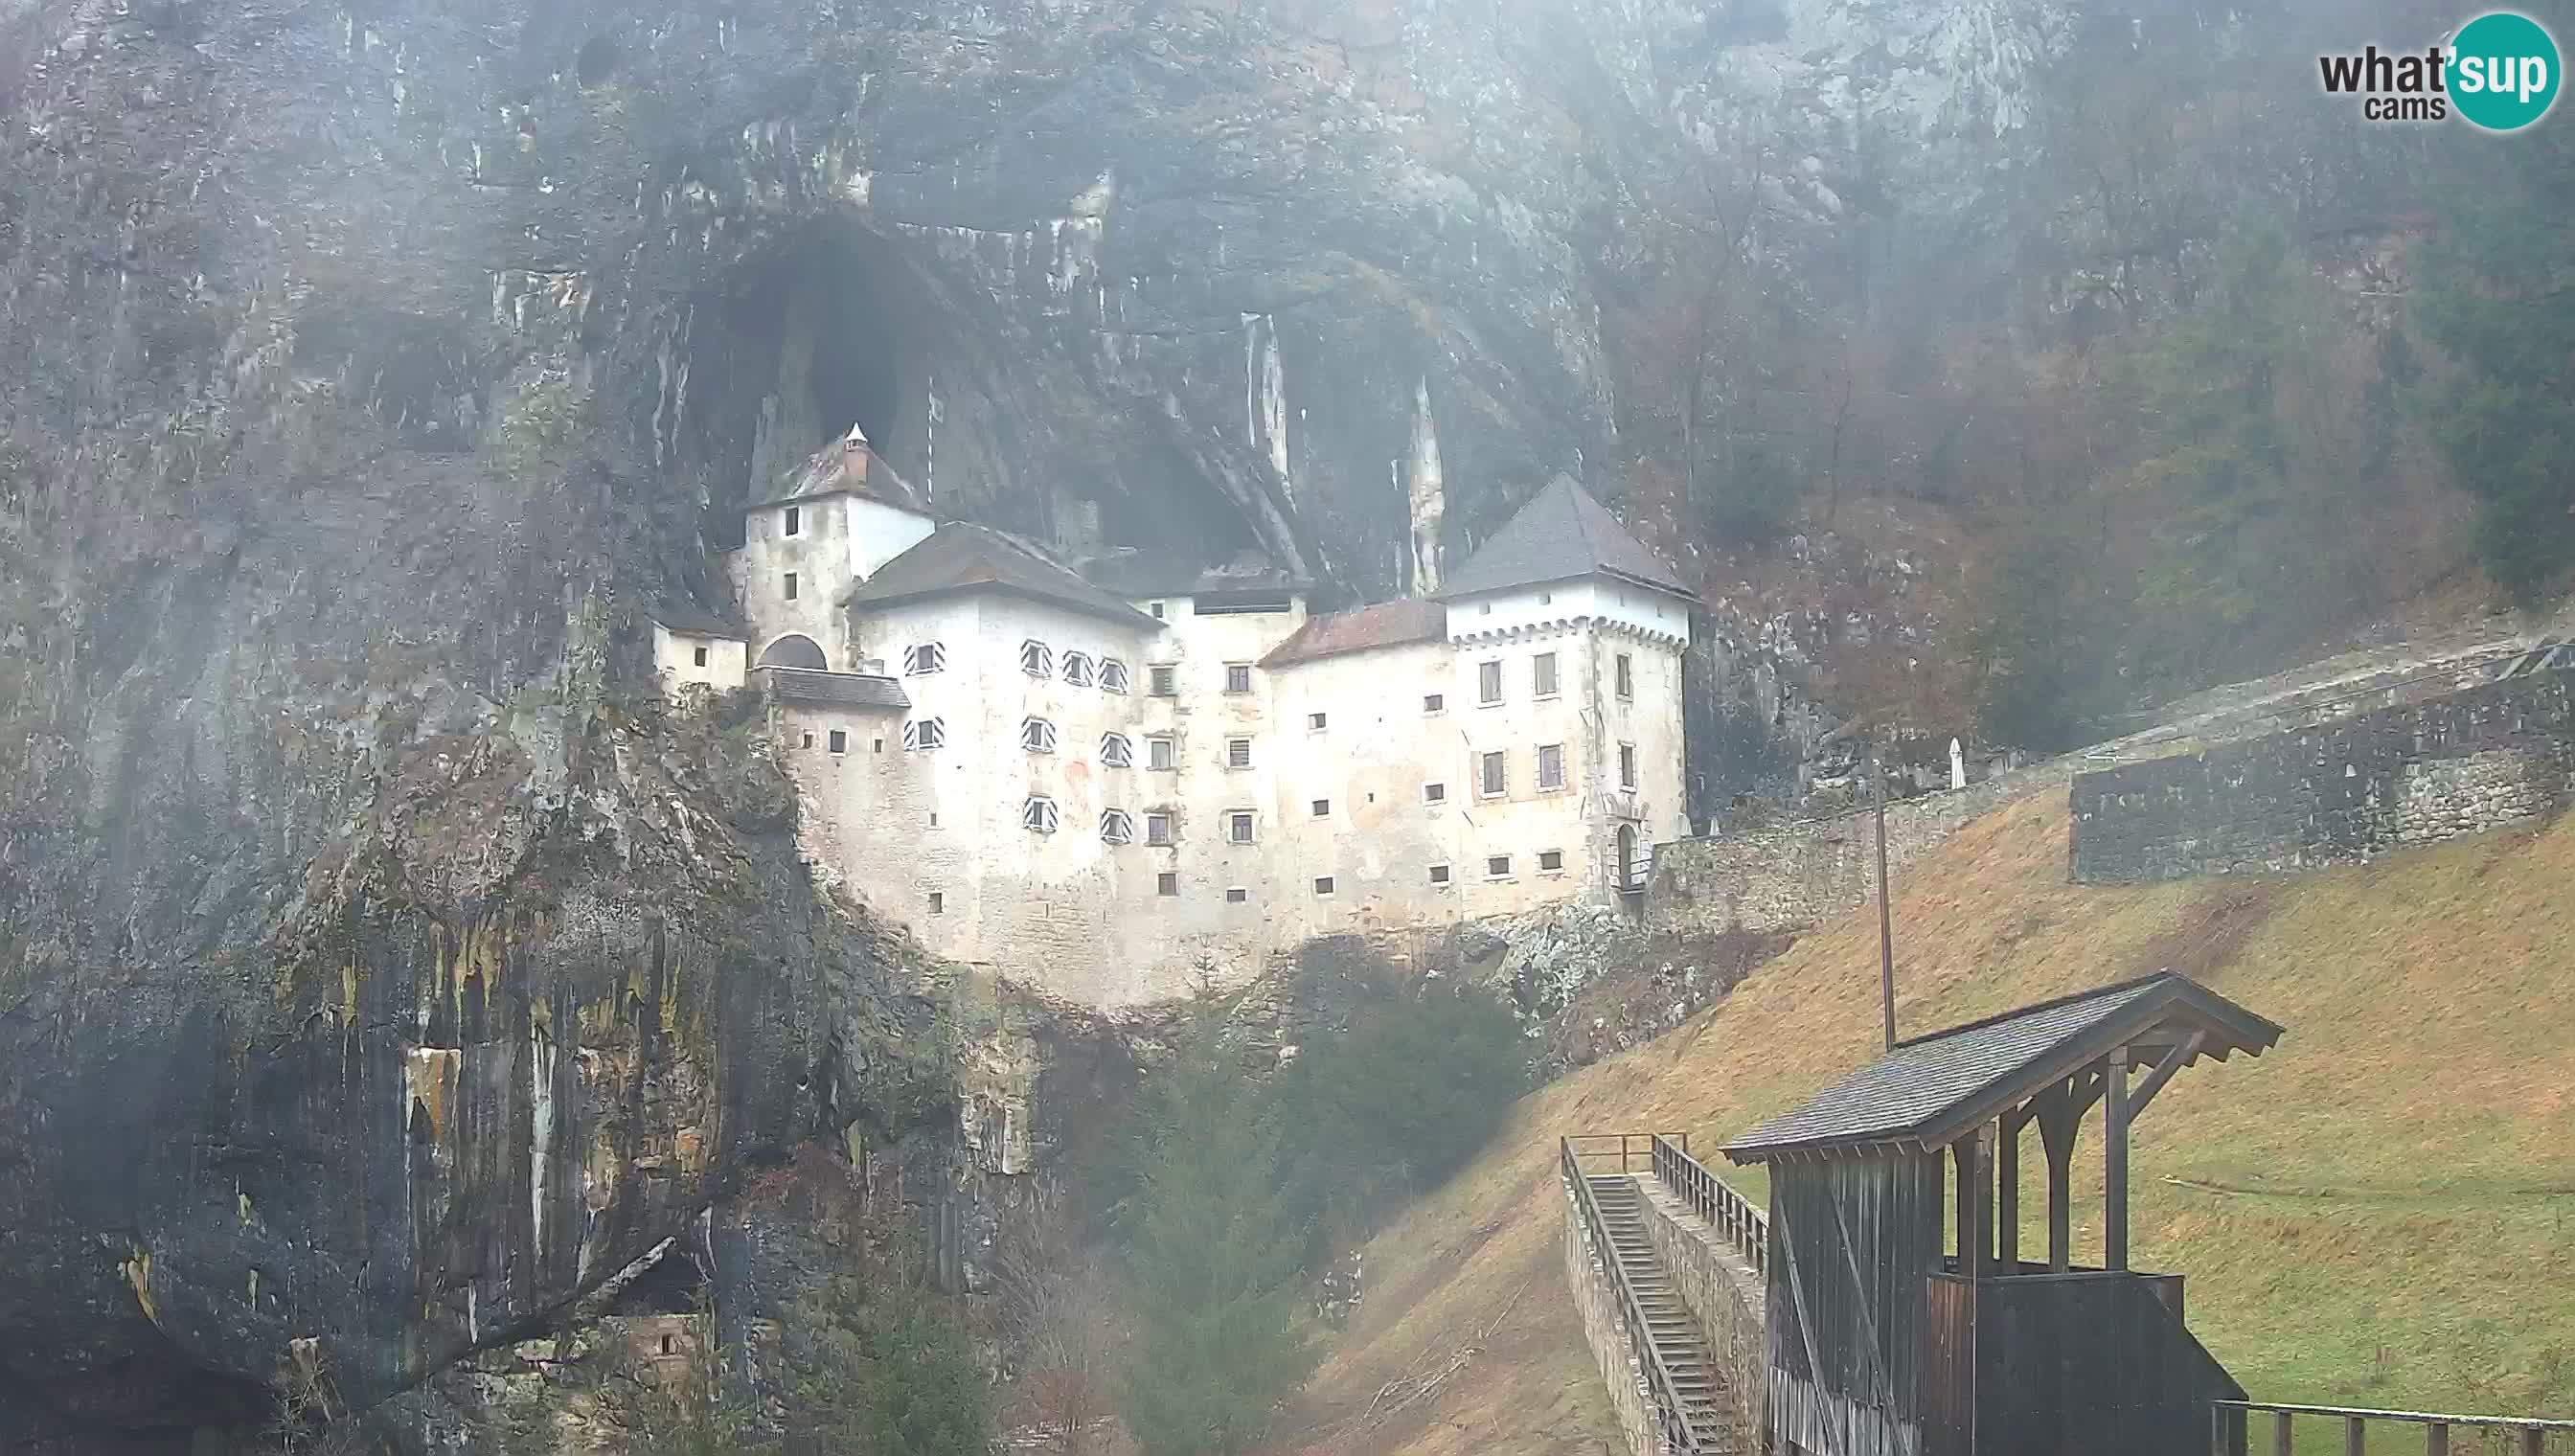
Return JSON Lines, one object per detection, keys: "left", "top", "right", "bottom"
{"left": 1289, "top": 795, "right": 2575, "bottom": 1456}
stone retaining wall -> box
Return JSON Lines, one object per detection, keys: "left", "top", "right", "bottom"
{"left": 1562, "top": 1185, "right": 1674, "bottom": 1456}
{"left": 1637, "top": 1177, "right": 1767, "bottom": 1453}
{"left": 2070, "top": 669, "right": 2574, "bottom": 883}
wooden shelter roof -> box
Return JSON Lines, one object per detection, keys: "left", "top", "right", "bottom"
{"left": 1721, "top": 972, "right": 2283, "bottom": 1165}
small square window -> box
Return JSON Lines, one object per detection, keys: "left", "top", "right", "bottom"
{"left": 903, "top": 717, "right": 946, "bottom": 751}
{"left": 1311, "top": 799, "right": 1330, "bottom": 817}
{"left": 1538, "top": 590, "right": 1552, "bottom": 605}
{"left": 1101, "top": 733, "right": 1134, "bottom": 767}
{"left": 872, "top": 738, "right": 883, "bottom": 753}
{"left": 1227, "top": 811, "right": 1255, "bottom": 845}
{"left": 1022, "top": 717, "right": 1059, "bottom": 754}
{"left": 1100, "top": 658, "right": 1130, "bottom": 694}
{"left": 928, "top": 812, "right": 938, "bottom": 828}
{"left": 1151, "top": 601, "right": 1167, "bottom": 620}
{"left": 1023, "top": 797, "right": 1060, "bottom": 833}
{"left": 903, "top": 643, "right": 946, "bottom": 675}
{"left": 1224, "top": 663, "right": 1253, "bottom": 694}
{"left": 1615, "top": 653, "right": 1634, "bottom": 700}
{"left": 1308, "top": 712, "right": 1328, "bottom": 731}
{"left": 1538, "top": 742, "right": 1565, "bottom": 790}
{"left": 1478, "top": 660, "right": 1502, "bottom": 704}
{"left": 1538, "top": 850, "right": 1564, "bottom": 873}
{"left": 693, "top": 646, "right": 709, "bottom": 668}
{"left": 1061, "top": 651, "right": 1095, "bottom": 688}
{"left": 1157, "top": 872, "right": 1179, "bottom": 896}
{"left": 784, "top": 572, "right": 799, "bottom": 602}
{"left": 1424, "top": 782, "right": 1446, "bottom": 804}
{"left": 1486, "top": 854, "right": 1513, "bottom": 878}
{"left": 928, "top": 891, "right": 944, "bottom": 915}
{"left": 1534, "top": 652, "right": 1559, "bottom": 698}
{"left": 1428, "top": 863, "right": 1451, "bottom": 884}
{"left": 1312, "top": 876, "right": 1335, "bottom": 897}
{"left": 828, "top": 730, "right": 847, "bottom": 754}
{"left": 1150, "top": 664, "right": 1177, "bottom": 697}
{"left": 1225, "top": 886, "right": 1248, "bottom": 903}
{"left": 1226, "top": 738, "right": 1252, "bottom": 770}
{"left": 784, "top": 505, "right": 802, "bottom": 536}
{"left": 1424, "top": 693, "right": 1445, "bottom": 714}
{"left": 800, "top": 732, "right": 813, "bottom": 749}
{"left": 1100, "top": 809, "right": 1135, "bottom": 845}
{"left": 1620, "top": 742, "right": 1638, "bottom": 791}
{"left": 1146, "top": 812, "right": 1174, "bottom": 846}
{"left": 1020, "top": 639, "right": 1054, "bottom": 678}
{"left": 1149, "top": 736, "right": 1177, "bottom": 771}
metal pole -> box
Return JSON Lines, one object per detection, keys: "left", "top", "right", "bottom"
{"left": 1875, "top": 736, "right": 1896, "bottom": 1051}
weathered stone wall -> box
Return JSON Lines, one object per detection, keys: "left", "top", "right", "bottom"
{"left": 1643, "top": 762, "right": 2062, "bottom": 937}
{"left": 1561, "top": 1185, "right": 1675, "bottom": 1456}
{"left": 1637, "top": 1177, "right": 1767, "bottom": 1453}
{"left": 2070, "top": 670, "right": 2575, "bottom": 883}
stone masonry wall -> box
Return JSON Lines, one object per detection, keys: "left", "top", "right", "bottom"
{"left": 2071, "top": 669, "right": 2575, "bottom": 883}
{"left": 1637, "top": 1177, "right": 1768, "bottom": 1453}
{"left": 1643, "top": 762, "right": 2060, "bottom": 937}
{"left": 1562, "top": 1186, "right": 1675, "bottom": 1456}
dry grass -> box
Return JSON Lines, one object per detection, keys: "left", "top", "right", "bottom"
{"left": 1285, "top": 798, "right": 2575, "bottom": 1455}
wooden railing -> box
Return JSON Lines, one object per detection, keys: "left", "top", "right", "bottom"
{"left": 1648, "top": 1133, "right": 1767, "bottom": 1282}
{"left": 1560, "top": 1135, "right": 1707, "bottom": 1453}
{"left": 2214, "top": 1400, "right": 2575, "bottom": 1455}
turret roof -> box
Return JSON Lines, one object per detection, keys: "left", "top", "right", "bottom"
{"left": 1438, "top": 474, "right": 1693, "bottom": 602}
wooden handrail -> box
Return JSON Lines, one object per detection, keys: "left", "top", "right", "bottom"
{"left": 1561, "top": 1138, "right": 1707, "bottom": 1452}
{"left": 1649, "top": 1133, "right": 1768, "bottom": 1282}
{"left": 2213, "top": 1399, "right": 2575, "bottom": 1456}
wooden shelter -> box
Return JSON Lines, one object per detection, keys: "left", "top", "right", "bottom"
{"left": 1721, "top": 971, "right": 2285, "bottom": 1456}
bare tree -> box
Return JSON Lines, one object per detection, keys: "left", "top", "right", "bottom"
{"left": 995, "top": 1185, "right": 1124, "bottom": 1454}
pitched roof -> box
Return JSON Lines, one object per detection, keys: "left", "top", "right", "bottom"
{"left": 1438, "top": 474, "right": 1694, "bottom": 602}
{"left": 755, "top": 667, "right": 910, "bottom": 712}
{"left": 1080, "top": 547, "right": 1310, "bottom": 600}
{"left": 1259, "top": 599, "right": 1447, "bottom": 669}
{"left": 745, "top": 428, "right": 929, "bottom": 515}
{"left": 649, "top": 596, "right": 747, "bottom": 639}
{"left": 1720, "top": 972, "right": 2285, "bottom": 1164}
{"left": 843, "top": 523, "right": 1162, "bottom": 629}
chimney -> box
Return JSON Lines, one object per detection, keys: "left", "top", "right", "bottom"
{"left": 842, "top": 422, "right": 871, "bottom": 488}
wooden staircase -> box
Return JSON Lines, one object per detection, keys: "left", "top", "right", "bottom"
{"left": 1584, "top": 1172, "right": 1732, "bottom": 1447}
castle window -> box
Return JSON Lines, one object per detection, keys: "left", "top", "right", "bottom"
{"left": 1424, "top": 693, "right": 1445, "bottom": 714}
{"left": 1424, "top": 782, "right": 1446, "bottom": 804}
{"left": 1151, "top": 601, "right": 1167, "bottom": 619}
{"left": 1538, "top": 849, "right": 1564, "bottom": 873}
{"left": 1146, "top": 811, "right": 1174, "bottom": 846}
{"left": 1101, "top": 733, "right": 1134, "bottom": 767}
{"left": 928, "top": 891, "right": 944, "bottom": 915}
{"left": 1538, "top": 590, "right": 1552, "bottom": 605}
{"left": 1224, "top": 663, "right": 1253, "bottom": 694}
{"left": 1020, "top": 639, "right": 1054, "bottom": 677}
{"left": 661, "top": 1333, "right": 675, "bottom": 1355}
{"left": 1538, "top": 742, "right": 1565, "bottom": 791}
{"left": 1148, "top": 736, "right": 1177, "bottom": 771}
{"left": 1308, "top": 712, "right": 1328, "bottom": 731}
{"left": 902, "top": 642, "right": 946, "bottom": 675}
{"left": 828, "top": 730, "right": 847, "bottom": 755}
{"left": 1225, "top": 886, "right": 1248, "bottom": 903}
{"left": 784, "top": 572, "right": 799, "bottom": 602}
{"left": 1428, "top": 863, "right": 1451, "bottom": 884}
{"left": 1615, "top": 652, "right": 1634, "bottom": 700}
{"left": 1149, "top": 664, "right": 1177, "bottom": 696}
{"left": 901, "top": 717, "right": 946, "bottom": 751}
{"left": 1225, "top": 738, "right": 1253, "bottom": 770}
{"left": 1534, "top": 651, "right": 1559, "bottom": 698}
{"left": 1022, "top": 796, "right": 1060, "bottom": 833}
{"left": 1478, "top": 660, "right": 1502, "bottom": 705}
{"left": 1479, "top": 751, "right": 1507, "bottom": 798}
{"left": 784, "top": 506, "right": 801, "bottom": 536}
{"left": 1100, "top": 658, "right": 1130, "bottom": 694}
{"left": 1226, "top": 810, "right": 1255, "bottom": 845}
{"left": 1486, "top": 854, "right": 1513, "bottom": 878}
{"left": 1100, "top": 809, "right": 1135, "bottom": 845}
{"left": 1157, "top": 872, "right": 1179, "bottom": 896}
{"left": 1062, "top": 651, "right": 1095, "bottom": 688}
{"left": 1311, "top": 799, "right": 1330, "bottom": 818}
{"left": 1021, "top": 717, "right": 1059, "bottom": 754}
{"left": 1313, "top": 876, "right": 1335, "bottom": 897}
{"left": 1619, "top": 741, "right": 1638, "bottom": 790}
{"left": 801, "top": 732, "right": 814, "bottom": 749}
{"left": 872, "top": 738, "right": 883, "bottom": 753}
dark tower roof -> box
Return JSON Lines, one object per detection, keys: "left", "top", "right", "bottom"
{"left": 843, "top": 523, "right": 1161, "bottom": 629}
{"left": 1438, "top": 474, "right": 1694, "bottom": 601}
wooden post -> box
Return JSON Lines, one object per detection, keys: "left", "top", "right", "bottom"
{"left": 1954, "top": 1130, "right": 1986, "bottom": 1280}
{"left": 2345, "top": 1416, "right": 2366, "bottom": 1456}
{"left": 2039, "top": 1084, "right": 2077, "bottom": 1273}
{"left": 1875, "top": 737, "right": 1896, "bottom": 1051}
{"left": 2426, "top": 1423, "right": 2449, "bottom": 1456}
{"left": 2105, "top": 1048, "right": 2132, "bottom": 1272}
{"left": 1996, "top": 1113, "right": 2021, "bottom": 1272}
{"left": 2519, "top": 1426, "right": 2542, "bottom": 1456}
{"left": 2273, "top": 1411, "right": 2293, "bottom": 1456}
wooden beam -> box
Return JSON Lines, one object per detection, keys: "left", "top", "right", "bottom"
{"left": 2106, "top": 1046, "right": 2132, "bottom": 1272}
{"left": 1954, "top": 1126, "right": 1987, "bottom": 1280}
{"left": 2130, "top": 1030, "right": 2208, "bottom": 1118}
{"left": 1996, "top": 1113, "right": 2021, "bottom": 1271}
{"left": 2037, "top": 1079, "right": 2081, "bottom": 1273}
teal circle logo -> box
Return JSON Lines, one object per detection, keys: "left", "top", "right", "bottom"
{"left": 2448, "top": 11, "right": 2561, "bottom": 131}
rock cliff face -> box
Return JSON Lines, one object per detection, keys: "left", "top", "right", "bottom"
{"left": 0, "top": 0, "right": 2426, "bottom": 1445}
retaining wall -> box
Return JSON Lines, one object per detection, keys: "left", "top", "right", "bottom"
{"left": 2070, "top": 669, "right": 2574, "bottom": 883}
{"left": 1636, "top": 1177, "right": 1767, "bottom": 1452}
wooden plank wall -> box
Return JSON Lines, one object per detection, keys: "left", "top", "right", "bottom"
{"left": 1766, "top": 1153, "right": 1943, "bottom": 1456}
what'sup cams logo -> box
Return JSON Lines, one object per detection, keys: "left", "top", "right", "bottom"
{"left": 2319, "top": 11, "right": 2562, "bottom": 130}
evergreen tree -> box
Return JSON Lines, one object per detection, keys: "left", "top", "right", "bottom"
{"left": 786, "top": 1263, "right": 992, "bottom": 1456}
{"left": 1115, "top": 1015, "right": 1319, "bottom": 1456}
{"left": 2419, "top": 121, "right": 2575, "bottom": 605}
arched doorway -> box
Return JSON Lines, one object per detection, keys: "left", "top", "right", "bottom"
{"left": 1615, "top": 823, "right": 1640, "bottom": 891}
{"left": 758, "top": 634, "right": 829, "bottom": 671}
